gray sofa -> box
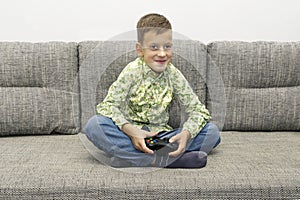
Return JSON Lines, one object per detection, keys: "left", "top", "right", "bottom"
{"left": 0, "top": 40, "right": 299, "bottom": 199}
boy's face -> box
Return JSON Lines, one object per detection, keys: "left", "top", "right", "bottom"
{"left": 136, "top": 30, "right": 172, "bottom": 75}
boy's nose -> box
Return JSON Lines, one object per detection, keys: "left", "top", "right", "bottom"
{"left": 157, "top": 49, "right": 167, "bottom": 57}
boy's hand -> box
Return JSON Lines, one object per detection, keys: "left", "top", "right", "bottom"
{"left": 130, "top": 131, "right": 156, "bottom": 154}
{"left": 168, "top": 130, "right": 191, "bottom": 157}
{"left": 121, "top": 123, "right": 157, "bottom": 154}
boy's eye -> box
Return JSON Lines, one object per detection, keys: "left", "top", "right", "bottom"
{"left": 164, "top": 44, "right": 172, "bottom": 50}
{"left": 149, "top": 45, "right": 159, "bottom": 50}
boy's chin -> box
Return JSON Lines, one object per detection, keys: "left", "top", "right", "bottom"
{"left": 151, "top": 66, "right": 167, "bottom": 74}
{"left": 153, "top": 62, "right": 168, "bottom": 69}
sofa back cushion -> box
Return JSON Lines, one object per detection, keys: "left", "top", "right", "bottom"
{"left": 79, "top": 40, "right": 207, "bottom": 129}
{"left": 207, "top": 41, "right": 300, "bottom": 131}
{"left": 0, "top": 42, "right": 80, "bottom": 136}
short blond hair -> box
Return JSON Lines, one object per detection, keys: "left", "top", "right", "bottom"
{"left": 136, "top": 13, "right": 172, "bottom": 43}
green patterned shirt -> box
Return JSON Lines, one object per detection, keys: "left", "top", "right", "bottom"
{"left": 96, "top": 57, "right": 211, "bottom": 138}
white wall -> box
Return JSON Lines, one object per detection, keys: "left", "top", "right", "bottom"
{"left": 0, "top": 0, "right": 299, "bottom": 43}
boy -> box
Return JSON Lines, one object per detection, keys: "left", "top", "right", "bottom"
{"left": 84, "top": 13, "right": 220, "bottom": 168}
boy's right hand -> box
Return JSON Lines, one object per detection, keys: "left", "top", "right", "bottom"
{"left": 121, "top": 123, "right": 157, "bottom": 154}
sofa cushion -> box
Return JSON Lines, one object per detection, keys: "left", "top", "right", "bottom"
{"left": 0, "top": 42, "right": 80, "bottom": 136}
{"left": 207, "top": 41, "right": 300, "bottom": 131}
{"left": 0, "top": 132, "right": 299, "bottom": 199}
{"left": 79, "top": 40, "right": 207, "bottom": 129}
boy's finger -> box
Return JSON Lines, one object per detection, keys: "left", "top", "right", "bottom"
{"left": 169, "top": 135, "right": 178, "bottom": 143}
{"left": 169, "top": 146, "right": 183, "bottom": 157}
{"left": 153, "top": 132, "right": 159, "bottom": 136}
{"left": 145, "top": 132, "right": 158, "bottom": 138}
{"left": 168, "top": 149, "right": 181, "bottom": 157}
{"left": 140, "top": 143, "right": 154, "bottom": 154}
{"left": 169, "top": 142, "right": 185, "bottom": 157}
{"left": 143, "top": 147, "right": 154, "bottom": 154}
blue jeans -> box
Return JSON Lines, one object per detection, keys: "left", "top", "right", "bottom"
{"left": 83, "top": 115, "right": 220, "bottom": 167}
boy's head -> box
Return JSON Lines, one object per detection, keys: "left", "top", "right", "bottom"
{"left": 136, "top": 13, "right": 173, "bottom": 75}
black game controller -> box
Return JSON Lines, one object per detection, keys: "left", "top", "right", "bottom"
{"left": 145, "top": 131, "right": 178, "bottom": 155}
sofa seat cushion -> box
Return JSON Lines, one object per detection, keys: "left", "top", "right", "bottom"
{"left": 0, "top": 132, "right": 299, "bottom": 199}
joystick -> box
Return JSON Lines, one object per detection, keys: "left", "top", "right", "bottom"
{"left": 145, "top": 131, "right": 178, "bottom": 155}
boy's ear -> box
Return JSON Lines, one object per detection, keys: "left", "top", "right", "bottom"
{"left": 136, "top": 42, "right": 143, "bottom": 57}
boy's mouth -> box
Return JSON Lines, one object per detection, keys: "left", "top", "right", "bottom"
{"left": 154, "top": 60, "right": 167, "bottom": 64}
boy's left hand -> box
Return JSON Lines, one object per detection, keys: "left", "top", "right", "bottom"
{"left": 168, "top": 130, "right": 191, "bottom": 157}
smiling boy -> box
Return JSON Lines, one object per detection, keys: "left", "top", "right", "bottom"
{"left": 84, "top": 13, "right": 220, "bottom": 168}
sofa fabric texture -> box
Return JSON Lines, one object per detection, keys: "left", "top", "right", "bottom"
{"left": 0, "top": 42, "right": 80, "bottom": 136}
{"left": 207, "top": 41, "right": 300, "bottom": 131}
{"left": 0, "top": 132, "right": 299, "bottom": 199}
{"left": 0, "top": 40, "right": 299, "bottom": 199}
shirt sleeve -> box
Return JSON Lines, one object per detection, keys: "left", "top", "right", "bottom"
{"left": 96, "top": 64, "right": 136, "bottom": 129}
{"left": 171, "top": 67, "right": 211, "bottom": 138}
